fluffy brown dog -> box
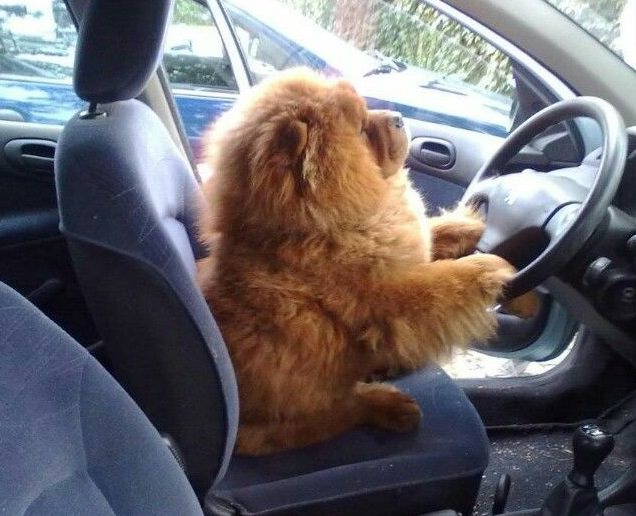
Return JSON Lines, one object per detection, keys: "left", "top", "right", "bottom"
{"left": 198, "top": 68, "right": 528, "bottom": 455}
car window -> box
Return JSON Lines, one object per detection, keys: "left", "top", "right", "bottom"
{"left": 164, "top": 0, "right": 244, "bottom": 161}
{"left": 223, "top": 0, "right": 516, "bottom": 137}
{"left": 0, "top": 0, "right": 239, "bottom": 130}
{"left": 0, "top": 0, "right": 83, "bottom": 125}
{"left": 165, "top": 0, "right": 238, "bottom": 92}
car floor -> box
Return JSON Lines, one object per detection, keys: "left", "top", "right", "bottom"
{"left": 473, "top": 420, "right": 636, "bottom": 515}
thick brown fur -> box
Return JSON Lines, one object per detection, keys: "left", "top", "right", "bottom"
{"left": 198, "top": 68, "right": 533, "bottom": 455}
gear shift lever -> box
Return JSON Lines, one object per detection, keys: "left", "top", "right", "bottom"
{"left": 570, "top": 424, "right": 615, "bottom": 488}
{"left": 541, "top": 424, "right": 614, "bottom": 516}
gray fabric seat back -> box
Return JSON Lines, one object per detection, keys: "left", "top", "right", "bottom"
{"left": 0, "top": 281, "right": 204, "bottom": 515}
{"left": 55, "top": 0, "right": 238, "bottom": 496}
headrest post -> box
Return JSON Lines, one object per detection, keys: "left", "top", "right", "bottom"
{"left": 79, "top": 102, "right": 106, "bottom": 120}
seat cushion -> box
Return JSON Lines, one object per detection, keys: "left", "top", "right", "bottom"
{"left": 0, "top": 282, "right": 203, "bottom": 516}
{"left": 207, "top": 367, "right": 488, "bottom": 515}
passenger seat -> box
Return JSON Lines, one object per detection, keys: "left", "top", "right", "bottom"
{"left": 0, "top": 281, "right": 203, "bottom": 515}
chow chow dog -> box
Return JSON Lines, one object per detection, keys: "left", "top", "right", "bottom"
{"left": 197, "top": 68, "right": 534, "bottom": 455}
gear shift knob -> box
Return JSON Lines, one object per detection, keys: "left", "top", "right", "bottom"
{"left": 541, "top": 424, "right": 614, "bottom": 515}
{"left": 569, "top": 424, "right": 614, "bottom": 488}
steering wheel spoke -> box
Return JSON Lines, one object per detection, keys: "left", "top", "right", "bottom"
{"left": 544, "top": 203, "right": 583, "bottom": 243}
{"left": 472, "top": 171, "right": 567, "bottom": 255}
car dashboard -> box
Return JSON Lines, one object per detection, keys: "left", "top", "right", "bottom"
{"left": 547, "top": 126, "right": 636, "bottom": 358}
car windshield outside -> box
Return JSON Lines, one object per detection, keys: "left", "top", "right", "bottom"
{"left": 544, "top": 0, "right": 636, "bottom": 69}
{"left": 225, "top": 0, "right": 514, "bottom": 136}
{"left": 226, "top": 0, "right": 381, "bottom": 78}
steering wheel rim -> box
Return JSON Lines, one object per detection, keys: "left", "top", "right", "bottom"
{"left": 462, "top": 96, "right": 627, "bottom": 299}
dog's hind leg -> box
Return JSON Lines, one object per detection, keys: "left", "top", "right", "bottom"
{"left": 235, "top": 383, "right": 421, "bottom": 455}
{"left": 354, "top": 381, "right": 421, "bottom": 432}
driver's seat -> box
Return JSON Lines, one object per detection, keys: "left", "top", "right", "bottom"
{"left": 55, "top": 0, "right": 489, "bottom": 514}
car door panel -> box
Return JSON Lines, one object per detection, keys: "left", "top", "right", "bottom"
{"left": 0, "top": 121, "right": 98, "bottom": 345}
{"left": 0, "top": 122, "right": 60, "bottom": 240}
{"left": 404, "top": 118, "right": 503, "bottom": 212}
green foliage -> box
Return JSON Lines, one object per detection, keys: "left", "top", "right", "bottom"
{"left": 173, "top": 0, "right": 210, "bottom": 25}
{"left": 278, "top": 0, "right": 514, "bottom": 96}
{"left": 377, "top": 2, "right": 513, "bottom": 96}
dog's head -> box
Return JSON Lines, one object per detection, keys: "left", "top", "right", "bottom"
{"left": 204, "top": 68, "right": 408, "bottom": 234}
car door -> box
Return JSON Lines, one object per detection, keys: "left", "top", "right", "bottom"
{"left": 0, "top": 2, "right": 99, "bottom": 345}
{"left": 202, "top": 0, "right": 579, "bottom": 363}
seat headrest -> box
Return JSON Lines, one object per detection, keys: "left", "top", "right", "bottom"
{"left": 74, "top": 0, "right": 174, "bottom": 104}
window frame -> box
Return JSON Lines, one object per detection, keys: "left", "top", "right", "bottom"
{"left": 163, "top": 0, "right": 249, "bottom": 97}
{"left": 199, "top": 0, "right": 251, "bottom": 93}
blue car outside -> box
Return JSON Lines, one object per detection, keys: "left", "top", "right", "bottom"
{"left": 0, "top": 0, "right": 511, "bottom": 159}
{"left": 223, "top": 0, "right": 512, "bottom": 136}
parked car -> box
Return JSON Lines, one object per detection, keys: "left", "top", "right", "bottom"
{"left": 224, "top": 0, "right": 512, "bottom": 135}
{"left": 0, "top": 0, "right": 512, "bottom": 160}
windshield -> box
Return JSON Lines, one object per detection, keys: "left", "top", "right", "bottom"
{"left": 544, "top": 0, "right": 636, "bottom": 69}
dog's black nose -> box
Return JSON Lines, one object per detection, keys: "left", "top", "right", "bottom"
{"left": 393, "top": 114, "right": 404, "bottom": 129}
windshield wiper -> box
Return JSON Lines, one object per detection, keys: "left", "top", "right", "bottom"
{"left": 421, "top": 79, "right": 468, "bottom": 96}
{"left": 363, "top": 55, "right": 407, "bottom": 77}
{"left": 363, "top": 64, "right": 397, "bottom": 77}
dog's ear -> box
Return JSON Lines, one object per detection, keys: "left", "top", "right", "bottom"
{"left": 277, "top": 118, "right": 318, "bottom": 188}
{"left": 252, "top": 116, "right": 308, "bottom": 170}
{"left": 250, "top": 115, "right": 316, "bottom": 195}
{"left": 277, "top": 119, "right": 308, "bottom": 162}
{"left": 276, "top": 117, "right": 324, "bottom": 190}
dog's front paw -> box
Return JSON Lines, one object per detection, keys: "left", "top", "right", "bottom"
{"left": 458, "top": 253, "right": 517, "bottom": 302}
{"left": 453, "top": 203, "right": 485, "bottom": 224}
{"left": 430, "top": 204, "right": 487, "bottom": 259}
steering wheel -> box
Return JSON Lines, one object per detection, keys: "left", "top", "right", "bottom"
{"left": 461, "top": 97, "right": 628, "bottom": 299}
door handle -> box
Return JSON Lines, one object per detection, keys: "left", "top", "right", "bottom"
{"left": 409, "top": 137, "right": 456, "bottom": 170}
{"left": 4, "top": 138, "right": 56, "bottom": 175}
